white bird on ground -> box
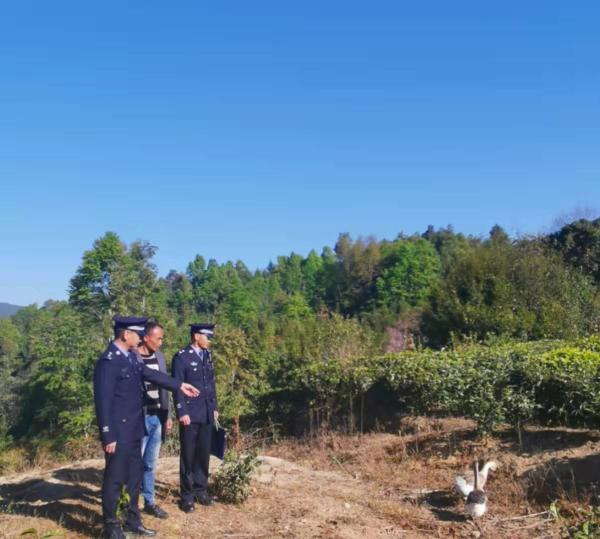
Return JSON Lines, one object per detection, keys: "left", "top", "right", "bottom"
{"left": 465, "top": 460, "right": 488, "bottom": 519}
{"left": 454, "top": 460, "right": 498, "bottom": 498}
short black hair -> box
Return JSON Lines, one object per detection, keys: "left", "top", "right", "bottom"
{"left": 114, "top": 328, "right": 127, "bottom": 340}
{"left": 144, "top": 321, "right": 164, "bottom": 335}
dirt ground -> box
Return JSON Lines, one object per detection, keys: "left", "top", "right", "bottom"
{"left": 2, "top": 418, "right": 600, "bottom": 538}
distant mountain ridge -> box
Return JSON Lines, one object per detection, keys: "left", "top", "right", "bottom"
{"left": 0, "top": 302, "right": 23, "bottom": 318}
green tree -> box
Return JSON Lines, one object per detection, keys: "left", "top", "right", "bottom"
{"left": 548, "top": 218, "right": 600, "bottom": 284}
{"left": 332, "top": 234, "right": 381, "bottom": 315}
{"left": 302, "top": 249, "right": 326, "bottom": 307}
{"left": 423, "top": 239, "right": 599, "bottom": 346}
{"left": 0, "top": 319, "right": 22, "bottom": 442}
{"left": 164, "top": 270, "right": 194, "bottom": 324}
{"left": 189, "top": 259, "right": 243, "bottom": 316}
{"left": 220, "top": 287, "right": 260, "bottom": 330}
{"left": 422, "top": 225, "right": 473, "bottom": 271}
{"left": 278, "top": 292, "right": 313, "bottom": 320}
{"left": 213, "top": 326, "right": 254, "bottom": 449}
{"left": 18, "top": 303, "right": 99, "bottom": 441}
{"left": 376, "top": 237, "right": 441, "bottom": 312}
{"left": 275, "top": 253, "right": 304, "bottom": 294}
{"left": 69, "top": 233, "right": 163, "bottom": 335}
{"left": 69, "top": 231, "right": 125, "bottom": 323}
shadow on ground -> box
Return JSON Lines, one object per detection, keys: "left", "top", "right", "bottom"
{"left": 524, "top": 452, "right": 600, "bottom": 505}
{"left": 420, "top": 489, "right": 466, "bottom": 523}
{"left": 386, "top": 426, "right": 600, "bottom": 461}
{"left": 0, "top": 468, "right": 103, "bottom": 537}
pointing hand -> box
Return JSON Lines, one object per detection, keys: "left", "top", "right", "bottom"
{"left": 180, "top": 383, "right": 200, "bottom": 397}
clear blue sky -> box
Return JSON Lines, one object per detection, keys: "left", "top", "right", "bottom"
{"left": 1, "top": 1, "right": 598, "bottom": 305}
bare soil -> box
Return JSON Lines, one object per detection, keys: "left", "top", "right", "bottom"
{"left": 2, "top": 418, "right": 600, "bottom": 538}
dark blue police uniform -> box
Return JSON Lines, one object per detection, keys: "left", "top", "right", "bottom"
{"left": 93, "top": 317, "right": 182, "bottom": 537}
{"left": 172, "top": 324, "right": 218, "bottom": 508}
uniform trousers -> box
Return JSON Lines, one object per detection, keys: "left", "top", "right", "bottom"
{"left": 179, "top": 422, "right": 213, "bottom": 504}
{"left": 102, "top": 438, "right": 143, "bottom": 527}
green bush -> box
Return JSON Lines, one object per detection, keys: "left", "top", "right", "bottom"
{"left": 209, "top": 450, "right": 259, "bottom": 504}
{"left": 293, "top": 339, "right": 600, "bottom": 437}
{"left": 524, "top": 347, "right": 600, "bottom": 426}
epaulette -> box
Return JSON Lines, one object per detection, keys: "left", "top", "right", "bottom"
{"left": 102, "top": 350, "right": 114, "bottom": 361}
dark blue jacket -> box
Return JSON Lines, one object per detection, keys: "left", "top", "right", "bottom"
{"left": 93, "top": 342, "right": 181, "bottom": 445}
{"left": 172, "top": 345, "right": 218, "bottom": 425}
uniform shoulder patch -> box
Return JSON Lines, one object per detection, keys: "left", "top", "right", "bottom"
{"left": 102, "top": 351, "right": 113, "bottom": 361}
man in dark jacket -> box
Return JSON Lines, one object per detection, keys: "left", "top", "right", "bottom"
{"left": 135, "top": 321, "right": 172, "bottom": 519}
{"left": 171, "top": 323, "right": 218, "bottom": 513}
{"left": 94, "top": 316, "right": 200, "bottom": 539}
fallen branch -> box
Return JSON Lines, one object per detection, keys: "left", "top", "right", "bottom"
{"left": 395, "top": 487, "right": 438, "bottom": 494}
{"left": 497, "top": 510, "right": 550, "bottom": 522}
{"left": 329, "top": 454, "right": 356, "bottom": 479}
{"left": 384, "top": 487, "right": 441, "bottom": 500}
{"left": 503, "top": 520, "right": 550, "bottom": 532}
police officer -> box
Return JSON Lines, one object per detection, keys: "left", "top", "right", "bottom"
{"left": 172, "top": 323, "right": 219, "bottom": 513}
{"left": 94, "top": 316, "right": 200, "bottom": 539}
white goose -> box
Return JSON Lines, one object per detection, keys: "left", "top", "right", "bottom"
{"left": 454, "top": 460, "right": 497, "bottom": 499}
{"left": 465, "top": 460, "right": 488, "bottom": 519}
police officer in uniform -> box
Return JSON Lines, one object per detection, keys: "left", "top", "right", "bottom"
{"left": 94, "top": 316, "right": 200, "bottom": 539}
{"left": 172, "top": 323, "right": 219, "bottom": 513}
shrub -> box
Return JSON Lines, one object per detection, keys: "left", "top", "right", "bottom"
{"left": 297, "top": 340, "right": 600, "bottom": 437}
{"left": 210, "top": 450, "right": 259, "bottom": 504}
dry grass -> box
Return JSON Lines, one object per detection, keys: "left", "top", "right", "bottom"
{"left": 3, "top": 418, "right": 600, "bottom": 538}
{"left": 263, "top": 417, "right": 600, "bottom": 537}
{"left": 0, "top": 436, "right": 103, "bottom": 476}
{"left": 0, "top": 447, "right": 29, "bottom": 475}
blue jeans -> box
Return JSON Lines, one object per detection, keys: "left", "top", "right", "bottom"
{"left": 141, "top": 414, "right": 162, "bottom": 507}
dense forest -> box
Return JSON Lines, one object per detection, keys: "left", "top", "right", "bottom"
{"left": 1, "top": 218, "right": 599, "bottom": 466}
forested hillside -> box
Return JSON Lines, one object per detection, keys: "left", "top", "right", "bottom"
{"left": 1, "top": 218, "right": 599, "bottom": 466}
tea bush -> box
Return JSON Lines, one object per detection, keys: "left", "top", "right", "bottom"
{"left": 295, "top": 339, "right": 600, "bottom": 436}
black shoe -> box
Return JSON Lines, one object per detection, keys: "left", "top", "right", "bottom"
{"left": 195, "top": 493, "right": 213, "bottom": 506}
{"left": 144, "top": 503, "right": 168, "bottom": 519}
{"left": 122, "top": 523, "right": 157, "bottom": 537}
{"left": 179, "top": 500, "right": 195, "bottom": 513}
{"left": 102, "top": 525, "right": 126, "bottom": 539}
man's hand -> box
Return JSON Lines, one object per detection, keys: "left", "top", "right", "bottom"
{"left": 104, "top": 442, "right": 117, "bottom": 454}
{"left": 180, "top": 383, "right": 200, "bottom": 397}
{"left": 213, "top": 410, "right": 219, "bottom": 423}
{"left": 179, "top": 414, "right": 191, "bottom": 426}
{"left": 166, "top": 417, "right": 173, "bottom": 432}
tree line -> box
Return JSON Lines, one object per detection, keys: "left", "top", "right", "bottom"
{"left": 0, "top": 218, "right": 599, "bottom": 461}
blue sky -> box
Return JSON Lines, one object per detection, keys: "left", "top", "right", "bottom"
{"left": 0, "top": 1, "right": 598, "bottom": 305}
